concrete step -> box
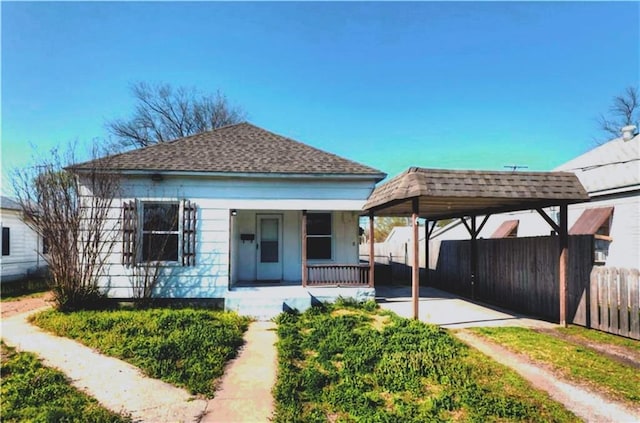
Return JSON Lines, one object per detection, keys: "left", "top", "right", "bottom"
{"left": 224, "top": 291, "right": 312, "bottom": 321}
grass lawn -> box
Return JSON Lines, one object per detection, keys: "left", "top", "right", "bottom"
{"left": 470, "top": 326, "right": 640, "bottom": 406}
{"left": 31, "top": 307, "right": 250, "bottom": 397}
{"left": 1, "top": 290, "right": 48, "bottom": 302}
{"left": 273, "top": 300, "right": 577, "bottom": 422}
{"left": 1, "top": 342, "right": 130, "bottom": 423}
{"left": 556, "top": 325, "right": 640, "bottom": 353}
{"left": 1, "top": 278, "right": 50, "bottom": 302}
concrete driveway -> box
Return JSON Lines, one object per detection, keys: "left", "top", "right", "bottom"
{"left": 376, "top": 285, "right": 556, "bottom": 329}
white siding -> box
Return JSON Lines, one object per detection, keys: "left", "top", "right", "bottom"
{"left": 89, "top": 174, "right": 377, "bottom": 298}
{"left": 0, "top": 209, "right": 46, "bottom": 282}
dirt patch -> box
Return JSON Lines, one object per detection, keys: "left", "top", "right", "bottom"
{"left": 1, "top": 292, "right": 53, "bottom": 318}
{"left": 538, "top": 328, "right": 640, "bottom": 369}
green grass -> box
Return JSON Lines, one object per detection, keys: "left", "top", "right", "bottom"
{"left": 1, "top": 290, "right": 48, "bottom": 302}
{"left": 557, "top": 325, "right": 640, "bottom": 353}
{"left": 1, "top": 342, "right": 130, "bottom": 423}
{"left": 1, "top": 278, "right": 50, "bottom": 301}
{"left": 273, "top": 299, "right": 577, "bottom": 422}
{"left": 30, "top": 307, "right": 251, "bottom": 397}
{"left": 470, "top": 326, "right": 640, "bottom": 405}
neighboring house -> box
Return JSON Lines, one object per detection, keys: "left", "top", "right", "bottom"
{"left": 0, "top": 196, "right": 48, "bottom": 283}
{"left": 70, "top": 123, "right": 386, "bottom": 314}
{"left": 429, "top": 125, "right": 640, "bottom": 269}
{"left": 359, "top": 225, "right": 426, "bottom": 265}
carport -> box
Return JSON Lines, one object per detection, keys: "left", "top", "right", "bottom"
{"left": 363, "top": 167, "right": 589, "bottom": 326}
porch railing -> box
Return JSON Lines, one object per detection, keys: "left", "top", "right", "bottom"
{"left": 305, "top": 264, "right": 370, "bottom": 287}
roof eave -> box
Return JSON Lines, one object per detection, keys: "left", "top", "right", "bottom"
{"left": 70, "top": 167, "right": 387, "bottom": 181}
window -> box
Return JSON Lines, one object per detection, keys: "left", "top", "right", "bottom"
{"left": 306, "top": 213, "right": 332, "bottom": 260}
{"left": 142, "top": 203, "right": 179, "bottom": 262}
{"left": 43, "top": 237, "right": 49, "bottom": 255}
{"left": 2, "top": 227, "right": 9, "bottom": 256}
{"left": 122, "top": 200, "right": 197, "bottom": 267}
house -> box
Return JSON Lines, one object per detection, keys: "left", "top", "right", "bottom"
{"left": 428, "top": 125, "right": 640, "bottom": 270}
{"left": 0, "top": 196, "right": 48, "bottom": 283}
{"left": 70, "top": 123, "right": 386, "bottom": 316}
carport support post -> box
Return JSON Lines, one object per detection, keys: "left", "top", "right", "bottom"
{"left": 559, "top": 204, "right": 568, "bottom": 327}
{"left": 412, "top": 198, "right": 420, "bottom": 319}
{"left": 470, "top": 216, "right": 478, "bottom": 300}
{"left": 369, "top": 211, "right": 375, "bottom": 287}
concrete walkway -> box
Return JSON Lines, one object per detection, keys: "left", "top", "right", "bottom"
{"left": 377, "top": 285, "right": 556, "bottom": 329}
{"left": 2, "top": 308, "right": 208, "bottom": 422}
{"left": 202, "top": 321, "right": 277, "bottom": 422}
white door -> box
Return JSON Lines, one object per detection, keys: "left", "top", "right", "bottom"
{"left": 256, "top": 214, "right": 283, "bottom": 281}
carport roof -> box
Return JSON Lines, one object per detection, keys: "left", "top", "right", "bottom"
{"left": 363, "top": 167, "right": 589, "bottom": 219}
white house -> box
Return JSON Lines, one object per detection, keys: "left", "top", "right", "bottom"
{"left": 0, "top": 196, "right": 48, "bottom": 283}
{"left": 428, "top": 125, "right": 640, "bottom": 270}
{"left": 71, "top": 123, "right": 386, "bottom": 316}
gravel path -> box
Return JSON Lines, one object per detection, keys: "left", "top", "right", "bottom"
{"left": 455, "top": 330, "right": 640, "bottom": 423}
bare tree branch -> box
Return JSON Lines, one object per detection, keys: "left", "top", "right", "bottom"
{"left": 12, "top": 143, "right": 121, "bottom": 310}
{"left": 597, "top": 85, "right": 639, "bottom": 143}
{"left": 107, "top": 82, "right": 247, "bottom": 149}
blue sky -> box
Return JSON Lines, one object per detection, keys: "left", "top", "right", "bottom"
{"left": 2, "top": 2, "right": 638, "bottom": 193}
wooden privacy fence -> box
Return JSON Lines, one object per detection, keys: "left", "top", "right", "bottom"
{"left": 590, "top": 267, "right": 640, "bottom": 340}
{"left": 431, "top": 235, "right": 594, "bottom": 323}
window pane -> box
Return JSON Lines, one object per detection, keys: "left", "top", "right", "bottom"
{"left": 143, "top": 203, "right": 178, "bottom": 231}
{"left": 261, "top": 241, "right": 279, "bottom": 263}
{"left": 307, "top": 213, "right": 331, "bottom": 235}
{"left": 261, "top": 218, "right": 278, "bottom": 241}
{"left": 2, "top": 227, "right": 9, "bottom": 256}
{"left": 142, "top": 233, "right": 178, "bottom": 261}
{"left": 307, "top": 237, "right": 331, "bottom": 260}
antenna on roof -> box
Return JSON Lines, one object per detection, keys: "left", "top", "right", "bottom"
{"left": 503, "top": 165, "right": 528, "bottom": 171}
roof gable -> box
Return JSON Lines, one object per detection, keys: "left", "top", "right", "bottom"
{"left": 364, "top": 167, "right": 589, "bottom": 218}
{"left": 554, "top": 134, "right": 639, "bottom": 194}
{"left": 71, "top": 123, "right": 385, "bottom": 178}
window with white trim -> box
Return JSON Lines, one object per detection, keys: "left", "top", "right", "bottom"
{"left": 142, "top": 202, "right": 179, "bottom": 262}
{"left": 306, "top": 213, "right": 332, "bottom": 260}
{"left": 122, "top": 199, "right": 197, "bottom": 267}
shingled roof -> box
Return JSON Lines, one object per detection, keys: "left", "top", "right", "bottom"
{"left": 71, "top": 122, "right": 385, "bottom": 178}
{"left": 363, "top": 167, "right": 589, "bottom": 219}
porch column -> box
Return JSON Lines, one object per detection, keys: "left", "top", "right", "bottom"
{"left": 368, "top": 211, "right": 375, "bottom": 287}
{"left": 412, "top": 198, "right": 420, "bottom": 319}
{"left": 302, "top": 210, "right": 307, "bottom": 287}
{"left": 559, "top": 204, "right": 568, "bottom": 327}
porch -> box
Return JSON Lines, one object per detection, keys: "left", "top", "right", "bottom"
{"left": 229, "top": 209, "right": 373, "bottom": 288}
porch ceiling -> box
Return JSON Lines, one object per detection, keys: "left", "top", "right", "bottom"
{"left": 363, "top": 167, "right": 590, "bottom": 219}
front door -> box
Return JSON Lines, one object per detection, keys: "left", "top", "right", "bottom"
{"left": 256, "top": 214, "right": 283, "bottom": 281}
